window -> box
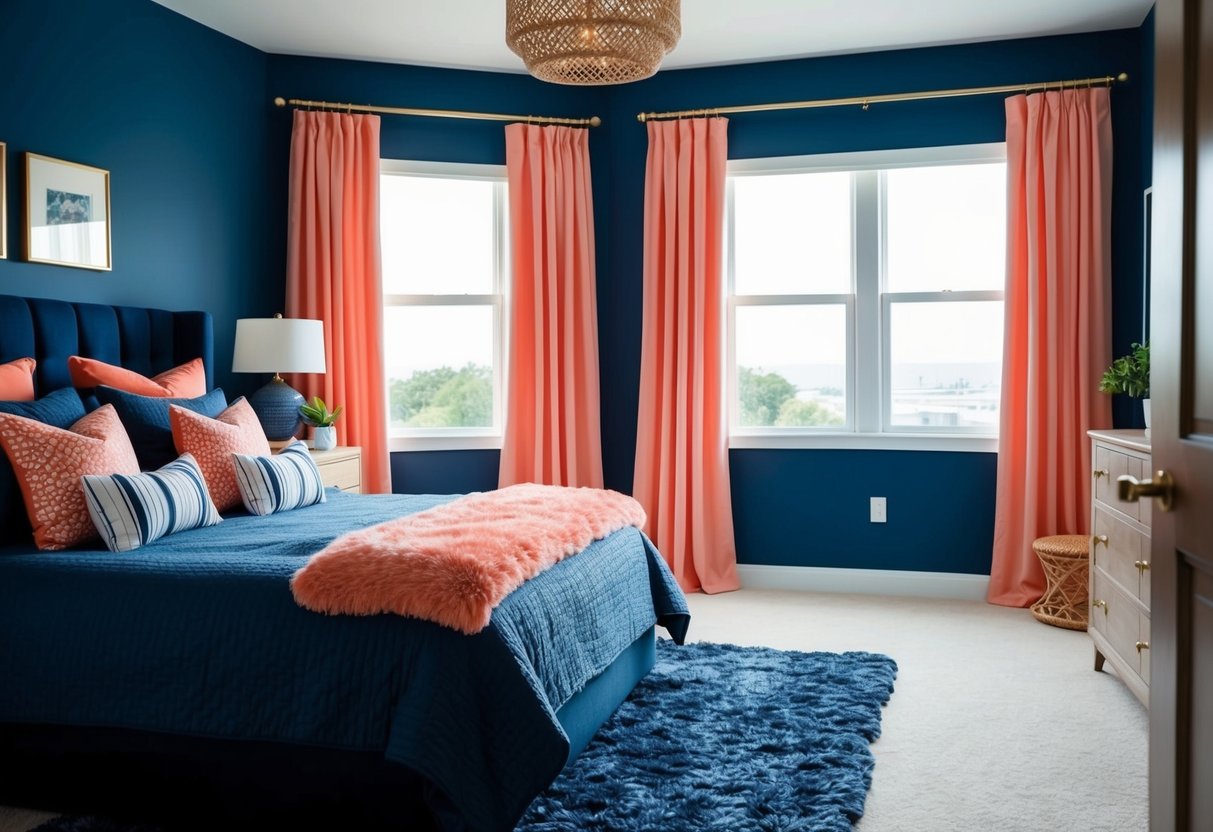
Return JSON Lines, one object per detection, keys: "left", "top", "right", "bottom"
{"left": 727, "top": 144, "right": 1006, "bottom": 450}
{"left": 380, "top": 160, "right": 508, "bottom": 450}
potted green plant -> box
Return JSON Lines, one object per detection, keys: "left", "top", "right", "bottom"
{"left": 1098, "top": 341, "right": 1150, "bottom": 435}
{"left": 299, "top": 397, "right": 343, "bottom": 450}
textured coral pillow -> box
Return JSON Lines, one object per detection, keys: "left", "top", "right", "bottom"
{"left": 68, "top": 356, "right": 207, "bottom": 398}
{"left": 0, "top": 388, "right": 87, "bottom": 544}
{"left": 0, "top": 358, "right": 36, "bottom": 402}
{"left": 0, "top": 404, "right": 140, "bottom": 550}
{"left": 170, "top": 397, "right": 270, "bottom": 511}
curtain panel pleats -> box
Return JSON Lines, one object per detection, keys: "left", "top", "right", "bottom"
{"left": 988, "top": 88, "right": 1113, "bottom": 606}
{"left": 499, "top": 124, "right": 604, "bottom": 489}
{"left": 633, "top": 118, "right": 739, "bottom": 595}
{"left": 285, "top": 110, "right": 391, "bottom": 494}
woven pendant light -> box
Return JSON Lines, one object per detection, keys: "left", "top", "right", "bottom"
{"left": 506, "top": 0, "right": 681, "bottom": 86}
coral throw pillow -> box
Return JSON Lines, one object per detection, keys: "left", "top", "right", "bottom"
{"left": 68, "top": 356, "right": 207, "bottom": 398}
{"left": 0, "top": 404, "right": 140, "bottom": 550}
{"left": 170, "top": 397, "right": 270, "bottom": 511}
{"left": 0, "top": 358, "right": 37, "bottom": 402}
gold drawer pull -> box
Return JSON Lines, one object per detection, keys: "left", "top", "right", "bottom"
{"left": 1093, "top": 469, "right": 1108, "bottom": 480}
{"left": 1134, "top": 560, "right": 1151, "bottom": 573}
{"left": 1092, "top": 599, "right": 1107, "bottom": 614}
{"left": 1092, "top": 534, "right": 1109, "bottom": 547}
{"left": 1136, "top": 641, "right": 1150, "bottom": 653}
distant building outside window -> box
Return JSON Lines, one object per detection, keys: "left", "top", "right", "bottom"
{"left": 726, "top": 144, "right": 1006, "bottom": 449}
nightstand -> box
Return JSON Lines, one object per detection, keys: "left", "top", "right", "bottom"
{"left": 309, "top": 446, "right": 362, "bottom": 494}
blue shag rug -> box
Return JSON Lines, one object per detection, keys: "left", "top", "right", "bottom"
{"left": 33, "top": 640, "right": 897, "bottom": 832}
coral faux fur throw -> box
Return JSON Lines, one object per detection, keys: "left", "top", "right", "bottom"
{"left": 291, "top": 484, "right": 647, "bottom": 634}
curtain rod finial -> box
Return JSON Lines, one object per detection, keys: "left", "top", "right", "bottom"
{"left": 273, "top": 96, "right": 286, "bottom": 108}
{"left": 1117, "top": 72, "right": 1129, "bottom": 83}
{"left": 590, "top": 116, "right": 603, "bottom": 127}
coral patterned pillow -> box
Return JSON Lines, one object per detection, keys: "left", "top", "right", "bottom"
{"left": 0, "top": 358, "right": 37, "bottom": 401}
{"left": 170, "top": 397, "right": 270, "bottom": 511}
{"left": 68, "top": 356, "right": 207, "bottom": 398}
{"left": 0, "top": 405, "right": 140, "bottom": 550}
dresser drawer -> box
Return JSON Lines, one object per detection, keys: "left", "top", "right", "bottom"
{"left": 1091, "top": 569, "right": 1146, "bottom": 683}
{"left": 1094, "top": 444, "right": 1140, "bottom": 521}
{"left": 1139, "top": 615, "right": 1151, "bottom": 685}
{"left": 1091, "top": 506, "right": 1148, "bottom": 604}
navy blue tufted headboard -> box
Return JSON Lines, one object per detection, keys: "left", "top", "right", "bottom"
{"left": 0, "top": 294, "right": 213, "bottom": 396}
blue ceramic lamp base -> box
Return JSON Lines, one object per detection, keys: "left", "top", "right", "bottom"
{"left": 248, "top": 376, "right": 304, "bottom": 440}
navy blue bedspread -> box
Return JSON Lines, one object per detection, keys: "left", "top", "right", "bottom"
{"left": 0, "top": 491, "right": 690, "bottom": 832}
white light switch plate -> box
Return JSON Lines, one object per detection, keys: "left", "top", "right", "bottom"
{"left": 870, "top": 497, "right": 887, "bottom": 523}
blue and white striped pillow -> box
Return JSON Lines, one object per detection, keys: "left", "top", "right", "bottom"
{"left": 82, "top": 453, "right": 222, "bottom": 553}
{"left": 232, "top": 440, "right": 327, "bottom": 516}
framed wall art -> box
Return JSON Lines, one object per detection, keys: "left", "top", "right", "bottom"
{"left": 25, "top": 152, "right": 111, "bottom": 271}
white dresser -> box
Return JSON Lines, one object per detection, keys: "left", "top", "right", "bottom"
{"left": 1087, "top": 429, "right": 1151, "bottom": 707}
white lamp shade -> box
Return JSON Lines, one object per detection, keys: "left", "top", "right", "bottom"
{"left": 232, "top": 318, "right": 326, "bottom": 374}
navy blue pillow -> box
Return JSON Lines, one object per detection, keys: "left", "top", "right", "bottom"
{"left": 95, "top": 386, "right": 228, "bottom": 471}
{"left": 0, "top": 387, "right": 87, "bottom": 543}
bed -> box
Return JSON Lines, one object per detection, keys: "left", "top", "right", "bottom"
{"left": 0, "top": 294, "right": 690, "bottom": 832}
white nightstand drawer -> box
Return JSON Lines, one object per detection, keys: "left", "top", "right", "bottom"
{"left": 309, "top": 447, "right": 362, "bottom": 494}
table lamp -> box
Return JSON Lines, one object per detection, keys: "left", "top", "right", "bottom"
{"left": 232, "top": 315, "right": 326, "bottom": 440}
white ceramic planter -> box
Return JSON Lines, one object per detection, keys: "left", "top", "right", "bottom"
{"left": 1142, "top": 398, "right": 1151, "bottom": 438}
{"left": 312, "top": 425, "right": 337, "bottom": 450}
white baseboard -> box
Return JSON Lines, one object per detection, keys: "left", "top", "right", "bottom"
{"left": 736, "top": 563, "right": 990, "bottom": 602}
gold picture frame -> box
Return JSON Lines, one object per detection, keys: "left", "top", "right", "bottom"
{"left": 24, "top": 152, "right": 111, "bottom": 271}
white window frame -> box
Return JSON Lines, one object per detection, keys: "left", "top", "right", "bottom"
{"left": 727, "top": 143, "right": 1006, "bottom": 453}
{"left": 380, "top": 159, "right": 509, "bottom": 452}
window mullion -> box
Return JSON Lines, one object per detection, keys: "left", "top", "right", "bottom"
{"left": 853, "top": 170, "right": 881, "bottom": 434}
{"left": 495, "top": 180, "right": 508, "bottom": 433}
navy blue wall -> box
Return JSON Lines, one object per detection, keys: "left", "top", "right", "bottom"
{"left": 0, "top": 0, "right": 276, "bottom": 395}
{"left": 2, "top": 1, "right": 1152, "bottom": 575}
{"left": 602, "top": 29, "right": 1147, "bottom": 573}
{"left": 264, "top": 56, "right": 611, "bottom": 495}
{"left": 1137, "top": 7, "right": 1156, "bottom": 351}
{"left": 268, "top": 29, "right": 1149, "bottom": 576}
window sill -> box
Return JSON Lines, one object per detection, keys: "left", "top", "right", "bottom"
{"left": 389, "top": 435, "right": 502, "bottom": 452}
{"left": 729, "top": 432, "right": 998, "bottom": 453}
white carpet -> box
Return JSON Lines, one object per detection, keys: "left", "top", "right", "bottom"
{"left": 684, "top": 589, "right": 1149, "bottom": 832}
{"left": 0, "top": 588, "right": 1148, "bottom": 831}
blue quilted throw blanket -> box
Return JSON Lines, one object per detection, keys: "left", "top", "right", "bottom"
{"left": 0, "top": 491, "right": 689, "bottom": 832}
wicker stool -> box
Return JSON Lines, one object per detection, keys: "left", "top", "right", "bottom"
{"left": 1030, "top": 535, "right": 1090, "bottom": 630}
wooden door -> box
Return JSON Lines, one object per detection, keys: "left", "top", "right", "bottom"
{"left": 1150, "top": 0, "right": 1213, "bottom": 828}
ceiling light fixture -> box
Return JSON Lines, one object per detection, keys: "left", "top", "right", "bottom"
{"left": 506, "top": 0, "right": 681, "bottom": 86}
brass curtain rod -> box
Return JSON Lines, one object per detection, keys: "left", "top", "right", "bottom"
{"left": 273, "top": 96, "right": 601, "bottom": 128}
{"left": 636, "top": 72, "right": 1129, "bottom": 122}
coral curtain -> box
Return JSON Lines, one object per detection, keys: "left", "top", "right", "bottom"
{"left": 633, "top": 118, "right": 739, "bottom": 595}
{"left": 499, "top": 124, "right": 604, "bottom": 488}
{"left": 989, "top": 88, "right": 1113, "bottom": 606}
{"left": 285, "top": 110, "right": 391, "bottom": 494}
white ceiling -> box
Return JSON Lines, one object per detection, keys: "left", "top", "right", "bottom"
{"left": 151, "top": 0, "right": 1153, "bottom": 75}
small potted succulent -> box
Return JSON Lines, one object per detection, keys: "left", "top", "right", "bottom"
{"left": 1098, "top": 341, "right": 1150, "bottom": 435}
{"left": 299, "top": 396, "right": 343, "bottom": 450}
